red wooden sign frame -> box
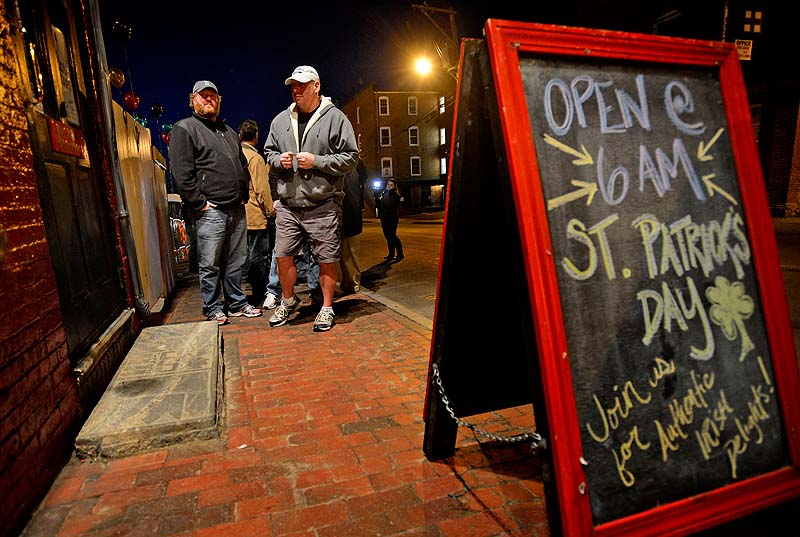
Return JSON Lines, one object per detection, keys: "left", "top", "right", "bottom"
{"left": 48, "top": 118, "right": 86, "bottom": 158}
{"left": 484, "top": 19, "right": 800, "bottom": 536}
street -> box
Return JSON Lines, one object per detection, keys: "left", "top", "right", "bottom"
{"left": 357, "top": 211, "right": 444, "bottom": 326}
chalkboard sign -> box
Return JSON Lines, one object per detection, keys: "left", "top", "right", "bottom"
{"left": 423, "top": 39, "right": 541, "bottom": 461}
{"left": 483, "top": 20, "right": 800, "bottom": 536}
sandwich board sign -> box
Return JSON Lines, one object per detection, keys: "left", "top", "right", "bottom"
{"left": 424, "top": 19, "right": 800, "bottom": 537}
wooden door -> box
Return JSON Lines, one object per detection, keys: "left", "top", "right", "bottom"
{"left": 14, "top": 0, "right": 126, "bottom": 358}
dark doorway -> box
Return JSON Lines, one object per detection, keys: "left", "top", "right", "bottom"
{"left": 14, "top": 0, "right": 126, "bottom": 359}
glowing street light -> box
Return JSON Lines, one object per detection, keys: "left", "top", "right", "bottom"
{"left": 414, "top": 57, "right": 433, "bottom": 76}
{"left": 413, "top": 55, "right": 457, "bottom": 82}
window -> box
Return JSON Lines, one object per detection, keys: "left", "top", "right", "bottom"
{"left": 410, "top": 156, "right": 421, "bottom": 176}
{"left": 440, "top": 157, "right": 447, "bottom": 175}
{"left": 439, "top": 95, "right": 446, "bottom": 114}
{"left": 379, "top": 96, "right": 389, "bottom": 115}
{"left": 19, "top": 1, "right": 83, "bottom": 125}
{"left": 20, "top": 14, "right": 45, "bottom": 108}
{"left": 408, "top": 96, "right": 418, "bottom": 115}
{"left": 356, "top": 106, "right": 361, "bottom": 125}
{"left": 380, "top": 126, "right": 391, "bottom": 146}
{"left": 381, "top": 158, "right": 393, "bottom": 177}
{"left": 408, "top": 126, "right": 419, "bottom": 146}
{"left": 744, "top": 11, "right": 763, "bottom": 33}
{"left": 440, "top": 127, "right": 446, "bottom": 146}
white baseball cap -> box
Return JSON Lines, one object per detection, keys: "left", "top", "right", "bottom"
{"left": 284, "top": 66, "right": 320, "bottom": 86}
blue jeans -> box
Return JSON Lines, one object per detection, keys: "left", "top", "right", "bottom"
{"left": 244, "top": 228, "right": 270, "bottom": 303}
{"left": 195, "top": 205, "right": 248, "bottom": 316}
{"left": 266, "top": 241, "right": 319, "bottom": 297}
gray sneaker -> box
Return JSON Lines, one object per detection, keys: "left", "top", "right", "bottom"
{"left": 269, "top": 297, "right": 300, "bottom": 327}
{"left": 229, "top": 304, "right": 262, "bottom": 318}
{"left": 312, "top": 309, "right": 335, "bottom": 332}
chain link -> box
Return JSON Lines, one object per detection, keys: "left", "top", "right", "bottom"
{"left": 431, "top": 363, "right": 546, "bottom": 451}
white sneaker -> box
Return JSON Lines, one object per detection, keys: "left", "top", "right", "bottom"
{"left": 263, "top": 293, "right": 279, "bottom": 310}
{"left": 269, "top": 297, "right": 300, "bottom": 327}
{"left": 313, "top": 309, "right": 335, "bottom": 332}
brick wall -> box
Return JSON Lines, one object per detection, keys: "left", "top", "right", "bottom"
{"left": 0, "top": 8, "right": 82, "bottom": 537}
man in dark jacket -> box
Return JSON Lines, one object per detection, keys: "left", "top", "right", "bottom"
{"left": 171, "top": 80, "right": 262, "bottom": 325}
{"left": 339, "top": 158, "right": 366, "bottom": 293}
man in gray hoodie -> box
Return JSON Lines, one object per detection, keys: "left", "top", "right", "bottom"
{"left": 264, "top": 65, "right": 358, "bottom": 332}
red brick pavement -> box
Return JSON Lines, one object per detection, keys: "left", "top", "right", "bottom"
{"left": 22, "top": 281, "right": 549, "bottom": 536}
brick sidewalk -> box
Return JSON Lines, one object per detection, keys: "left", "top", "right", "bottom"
{"left": 22, "top": 281, "right": 548, "bottom": 536}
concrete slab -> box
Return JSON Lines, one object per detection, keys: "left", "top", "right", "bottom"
{"left": 75, "top": 321, "right": 223, "bottom": 459}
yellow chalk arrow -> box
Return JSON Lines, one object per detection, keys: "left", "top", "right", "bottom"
{"left": 543, "top": 134, "right": 593, "bottom": 165}
{"left": 547, "top": 180, "right": 598, "bottom": 211}
{"left": 702, "top": 173, "right": 738, "bottom": 206}
{"left": 697, "top": 128, "right": 724, "bottom": 162}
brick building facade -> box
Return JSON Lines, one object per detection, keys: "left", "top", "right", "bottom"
{"left": 0, "top": 8, "right": 83, "bottom": 536}
{"left": 341, "top": 85, "right": 451, "bottom": 214}
{"left": 0, "top": 1, "right": 157, "bottom": 534}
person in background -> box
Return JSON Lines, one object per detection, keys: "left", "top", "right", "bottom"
{"left": 239, "top": 119, "right": 273, "bottom": 306}
{"left": 262, "top": 151, "right": 320, "bottom": 311}
{"left": 339, "top": 158, "right": 367, "bottom": 294}
{"left": 171, "top": 80, "right": 262, "bottom": 325}
{"left": 263, "top": 65, "right": 358, "bottom": 332}
{"left": 377, "top": 178, "right": 403, "bottom": 262}
{"left": 181, "top": 202, "right": 198, "bottom": 273}
{"left": 263, "top": 241, "right": 320, "bottom": 309}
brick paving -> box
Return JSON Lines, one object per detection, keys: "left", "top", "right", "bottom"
{"left": 22, "top": 281, "right": 548, "bottom": 536}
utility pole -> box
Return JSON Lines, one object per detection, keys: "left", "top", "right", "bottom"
{"left": 411, "top": 3, "right": 458, "bottom": 80}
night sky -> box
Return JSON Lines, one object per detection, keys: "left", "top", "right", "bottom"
{"left": 99, "top": 2, "right": 566, "bottom": 144}
{"left": 97, "top": 1, "right": 672, "bottom": 152}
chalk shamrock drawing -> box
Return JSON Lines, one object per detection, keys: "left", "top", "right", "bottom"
{"left": 706, "top": 276, "right": 755, "bottom": 362}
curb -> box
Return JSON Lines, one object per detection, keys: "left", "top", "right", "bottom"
{"left": 359, "top": 289, "right": 433, "bottom": 332}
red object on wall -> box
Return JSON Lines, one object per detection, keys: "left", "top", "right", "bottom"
{"left": 123, "top": 90, "right": 140, "bottom": 111}
{"left": 47, "top": 118, "right": 86, "bottom": 157}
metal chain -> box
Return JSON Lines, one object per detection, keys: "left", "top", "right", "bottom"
{"left": 431, "top": 363, "right": 546, "bottom": 451}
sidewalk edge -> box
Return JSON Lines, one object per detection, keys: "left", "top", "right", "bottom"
{"left": 359, "top": 290, "right": 433, "bottom": 332}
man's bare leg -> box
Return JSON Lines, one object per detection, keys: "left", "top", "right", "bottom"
{"left": 277, "top": 255, "right": 298, "bottom": 301}
{"left": 319, "top": 262, "right": 338, "bottom": 308}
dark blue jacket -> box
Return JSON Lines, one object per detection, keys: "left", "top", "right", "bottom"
{"left": 171, "top": 113, "right": 250, "bottom": 216}
{"left": 341, "top": 160, "right": 366, "bottom": 237}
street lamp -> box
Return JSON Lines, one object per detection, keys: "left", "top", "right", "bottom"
{"left": 414, "top": 57, "right": 433, "bottom": 76}
{"left": 411, "top": 3, "right": 459, "bottom": 82}
{"left": 413, "top": 54, "right": 456, "bottom": 82}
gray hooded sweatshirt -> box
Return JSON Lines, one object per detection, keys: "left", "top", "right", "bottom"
{"left": 263, "top": 96, "right": 359, "bottom": 208}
